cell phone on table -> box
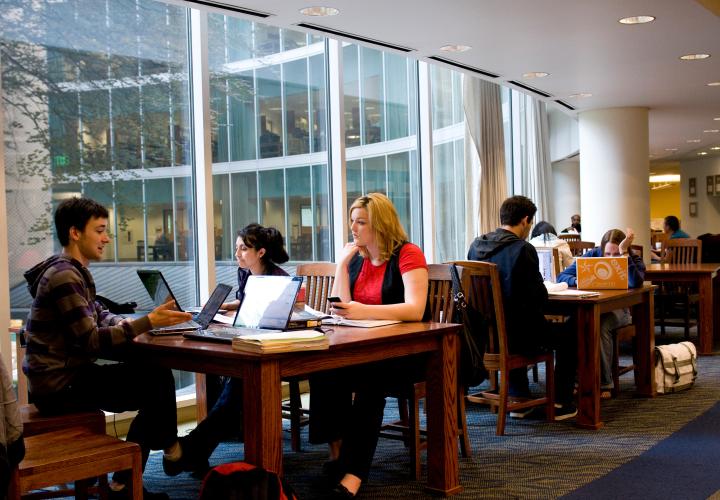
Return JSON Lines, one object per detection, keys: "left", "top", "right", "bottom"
{"left": 327, "top": 296, "right": 346, "bottom": 309}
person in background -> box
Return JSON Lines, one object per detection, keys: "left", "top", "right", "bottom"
{"left": 24, "top": 197, "right": 192, "bottom": 500}
{"left": 562, "top": 214, "right": 582, "bottom": 234}
{"left": 529, "top": 221, "right": 574, "bottom": 269}
{"left": 651, "top": 215, "right": 690, "bottom": 261}
{"left": 309, "top": 193, "right": 428, "bottom": 499}
{"left": 164, "top": 223, "right": 289, "bottom": 477}
{"left": 467, "top": 195, "right": 577, "bottom": 420}
{"left": 557, "top": 228, "right": 645, "bottom": 398}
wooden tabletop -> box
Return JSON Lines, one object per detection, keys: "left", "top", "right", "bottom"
{"left": 547, "top": 284, "right": 655, "bottom": 304}
{"left": 646, "top": 263, "right": 720, "bottom": 274}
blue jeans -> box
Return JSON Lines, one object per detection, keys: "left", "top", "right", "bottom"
{"left": 600, "top": 309, "right": 632, "bottom": 388}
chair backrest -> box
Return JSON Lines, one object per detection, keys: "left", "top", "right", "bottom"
{"left": 664, "top": 238, "right": 702, "bottom": 264}
{"left": 450, "top": 261, "right": 508, "bottom": 358}
{"left": 558, "top": 234, "right": 580, "bottom": 243}
{"left": 630, "top": 244, "right": 643, "bottom": 259}
{"left": 651, "top": 232, "right": 668, "bottom": 250}
{"left": 295, "top": 262, "right": 336, "bottom": 313}
{"left": 552, "top": 247, "right": 562, "bottom": 275}
{"left": 426, "top": 264, "right": 455, "bottom": 323}
{"left": 568, "top": 240, "right": 596, "bottom": 257}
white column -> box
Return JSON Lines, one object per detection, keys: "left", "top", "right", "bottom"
{"left": 328, "top": 39, "right": 347, "bottom": 257}
{"left": 579, "top": 107, "right": 650, "bottom": 260}
{"left": 0, "top": 56, "right": 11, "bottom": 370}
{"left": 418, "top": 62, "right": 435, "bottom": 263}
{"left": 190, "top": 9, "right": 215, "bottom": 301}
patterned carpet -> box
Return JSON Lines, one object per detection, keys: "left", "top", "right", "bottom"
{"left": 133, "top": 330, "right": 720, "bottom": 499}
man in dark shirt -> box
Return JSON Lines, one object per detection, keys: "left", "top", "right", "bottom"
{"left": 467, "top": 195, "right": 577, "bottom": 420}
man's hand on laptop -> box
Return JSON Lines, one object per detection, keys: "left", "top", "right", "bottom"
{"left": 619, "top": 228, "right": 635, "bottom": 255}
{"left": 147, "top": 301, "right": 193, "bottom": 328}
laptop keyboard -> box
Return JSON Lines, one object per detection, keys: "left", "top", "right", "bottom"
{"left": 184, "top": 327, "right": 282, "bottom": 343}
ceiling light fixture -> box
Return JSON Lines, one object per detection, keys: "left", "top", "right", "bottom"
{"left": 440, "top": 44, "right": 471, "bottom": 53}
{"left": 299, "top": 6, "right": 339, "bottom": 16}
{"left": 664, "top": 148, "right": 678, "bottom": 151}
{"left": 568, "top": 92, "right": 593, "bottom": 98}
{"left": 687, "top": 139, "right": 701, "bottom": 143}
{"left": 680, "top": 53, "right": 710, "bottom": 61}
{"left": 704, "top": 129, "right": 720, "bottom": 133}
{"left": 708, "top": 82, "right": 720, "bottom": 87}
{"left": 699, "top": 152, "right": 708, "bottom": 155}
{"left": 619, "top": 15, "right": 655, "bottom": 25}
{"left": 522, "top": 72, "right": 549, "bottom": 79}
{"left": 711, "top": 146, "right": 720, "bottom": 150}
{"left": 715, "top": 117, "right": 720, "bottom": 121}
{"left": 649, "top": 174, "right": 680, "bottom": 183}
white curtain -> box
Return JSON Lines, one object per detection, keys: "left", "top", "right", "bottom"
{"left": 518, "top": 94, "right": 553, "bottom": 223}
{"left": 463, "top": 78, "right": 507, "bottom": 239}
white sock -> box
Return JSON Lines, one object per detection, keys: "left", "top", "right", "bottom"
{"left": 163, "top": 440, "right": 182, "bottom": 461}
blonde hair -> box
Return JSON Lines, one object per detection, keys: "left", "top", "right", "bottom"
{"left": 349, "top": 193, "right": 408, "bottom": 262}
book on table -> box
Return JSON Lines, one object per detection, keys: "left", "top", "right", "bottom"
{"left": 321, "top": 317, "right": 402, "bottom": 328}
{"left": 231, "top": 329, "right": 329, "bottom": 354}
{"left": 287, "top": 305, "right": 331, "bottom": 329}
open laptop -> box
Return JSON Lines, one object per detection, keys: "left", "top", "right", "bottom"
{"left": 535, "top": 247, "right": 557, "bottom": 282}
{"left": 576, "top": 257, "right": 629, "bottom": 290}
{"left": 136, "top": 269, "right": 209, "bottom": 314}
{"left": 184, "top": 275, "right": 303, "bottom": 343}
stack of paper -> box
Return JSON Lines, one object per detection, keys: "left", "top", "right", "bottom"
{"left": 232, "top": 329, "right": 329, "bottom": 354}
{"left": 548, "top": 289, "right": 600, "bottom": 298}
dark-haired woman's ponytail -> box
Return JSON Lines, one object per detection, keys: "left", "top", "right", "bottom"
{"left": 264, "top": 227, "right": 289, "bottom": 264}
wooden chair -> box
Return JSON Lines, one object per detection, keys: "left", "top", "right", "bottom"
{"left": 558, "top": 234, "right": 580, "bottom": 243}
{"left": 379, "top": 263, "right": 470, "bottom": 479}
{"left": 452, "top": 260, "right": 555, "bottom": 435}
{"left": 568, "top": 240, "right": 595, "bottom": 257}
{"left": 657, "top": 239, "right": 702, "bottom": 338}
{"left": 284, "top": 262, "right": 336, "bottom": 451}
{"left": 9, "top": 426, "right": 143, "bottom": 500}
{"left": 630, "top": 244, "right": 643, "bottom": 260}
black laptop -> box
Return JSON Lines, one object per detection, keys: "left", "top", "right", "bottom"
{"left": 184, "top": 275, "right": 302, "bottom": 343}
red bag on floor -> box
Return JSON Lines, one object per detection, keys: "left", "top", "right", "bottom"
{"left": 199, "top": 462, "right": 298, "bottom": 500}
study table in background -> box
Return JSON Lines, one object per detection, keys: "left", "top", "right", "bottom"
{"left": 132, "top": 322, "right": 463, "bottom": 496}
{"left": 645, "top": 263, "right": 720, "bottom": 355}
{"left": 546, "top": 285, "right": 656, "bottom": 429}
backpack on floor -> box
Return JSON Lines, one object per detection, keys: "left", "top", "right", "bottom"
{"left": 199, "top": 462, "right": 298, "bottom": 500}
{"left": 655, "top": 341, "right": 697, "bottom": 394}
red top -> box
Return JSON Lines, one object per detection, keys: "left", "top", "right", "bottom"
{"left": 352, "top": 243, "right": 428, "bottom": 305}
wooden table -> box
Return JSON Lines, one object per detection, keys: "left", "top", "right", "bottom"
{"left": 645, "top": 263, "right": 720, "bottom": 354}
{"left": 133, "top": 322, "right": 462, "bottom": 496}
{"left": 546, "top": 285, "right": 656, "bottom": 429}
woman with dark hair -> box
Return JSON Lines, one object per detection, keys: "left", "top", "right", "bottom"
{"left": 529, "top": 221, "right": 573, "bottom": 268}
{"left": 163, "top": 223, "right": 289, "bottom": 476}
{"left": 557, "top": 228, "right": 645, "bottom": 398}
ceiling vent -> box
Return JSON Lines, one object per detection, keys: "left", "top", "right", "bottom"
{"left": 507, "top": 80, "right": 552, "bottom": 98}
{"left": 296, "top": 23, "right": 414, "bottom": 52}
{"left": 426, "top": 56, "right": 499, "bottom": 79}
{"left": 183, "top": 1, "right": 271, "bottom": 18}
{"left": 554, "top": 100, "right": 576, "bottom": 111}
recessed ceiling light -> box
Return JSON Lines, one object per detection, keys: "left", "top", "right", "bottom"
{"left": 680, "top": 53, "right": 711, "bottom": 61}
{"left": 299, "top": 6, "right": 339, "bottom": 16}
{"left": 711, "top": 146, "right": 720, "bottom": 150}
{"left": 687, "top": 139, "right": 701, "bottom": 143}
{"left": 568, "top": 92, "right": 593, "bottom": 98}
{"left": 649, "top": 174, "right": 680, "bottom": 183}
{"left": 522, "top": 72, "right": 549, "bottom": 79}
{"left": 664, "top": 148, "right": 678, "bottom": 152}
{"left": 699, "top": 152, "right": 708, "bottom": 155}
{"left": 715, "top": 117, "right": 720, "bottom": 121}
{"left": 708, "top": 82, "right": 720, "bottom": 87}
{"left": 704, "top": 129, "right": 720, "bottom": 133}
{"left": 619, "top": 15, "right": 655, "bottom": 25}
{"left": 440, "top": 44, "right": 471, "bottom": 53}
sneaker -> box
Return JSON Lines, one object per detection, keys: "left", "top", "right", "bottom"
{"left": 162, "top": 437, "right": 210, "bottom": 477}
{"left": 509, "top": 407, "right": 535, "bottom": 419}
{"left": 553, "top": 403, "right": 578, "bottom": 421}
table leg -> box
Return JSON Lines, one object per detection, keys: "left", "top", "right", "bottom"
{"left": 713, "top": 273, "right": 720, "bottom": 350}
{"left": 698, "top": 275, "right": 713, "bottom": 354}
{"left": 425, "top": 330, "right": 462, "bottom": 495}
{"left": 632, "top": 289, "right": 655, "bottom": 396}
{"left": 576, "top": 305, "right": 602, "bottom": 429}
{"left": 243, "top": 360, "right": 283, "bottom": 475}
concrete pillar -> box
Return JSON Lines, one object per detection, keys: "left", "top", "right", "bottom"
{"left": 579, "top": 107, "right": 650, "bottom": 260}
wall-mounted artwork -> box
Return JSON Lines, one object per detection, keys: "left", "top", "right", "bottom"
{"left": 689, "top": 177, "right": 696, "bottom": 197}
{"left": 689, "top": 202, "right": 698, "bottom": 217}
{"left": 715, "top": 175, "right": 720, "bottom": 194}
{"left": 708, "top": 176, "right": 714, "bottom": 194}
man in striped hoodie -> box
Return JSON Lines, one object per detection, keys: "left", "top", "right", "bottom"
{"left": 23, "top": 197, "right": 192, "bottom": 499}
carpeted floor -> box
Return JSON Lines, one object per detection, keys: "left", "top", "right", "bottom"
{"left": 133, "top": 330, "right": 720, "bottom": 499}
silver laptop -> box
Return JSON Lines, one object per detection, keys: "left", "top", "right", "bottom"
{"left": 184, "top": 275, "right": 302, "bottom": 343}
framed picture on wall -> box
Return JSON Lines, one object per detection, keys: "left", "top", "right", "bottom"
{"left": 715, "top": 175, "right": 720, "bottom": 194}
{"left": 689, "top": 177, "right": 696, "bottom": 197}
{"left": 689, "top": 202, "right": 698, "bottom": 217}
{"left": 708, "top": 176, "right": 715, "bottom": 194}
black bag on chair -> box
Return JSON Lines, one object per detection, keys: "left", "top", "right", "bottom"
{"left": 450, "top": 264, "right": 488, "bottom": 387}
{"left": 95, "top": 294, "right": 137, "bottom": 315}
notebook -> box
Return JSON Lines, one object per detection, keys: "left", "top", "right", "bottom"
{"left": 576, "top": 257, "right": 629, "bottom": 290}
{"left": 137, "top": 268, "right": 232, "bottom": 334}
{"left": 184, "top": 275, "right": 303, "bottom": 343}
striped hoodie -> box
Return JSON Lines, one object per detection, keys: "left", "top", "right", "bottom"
{"left": 23, "top": 255, "right": 152, "bottom": 397}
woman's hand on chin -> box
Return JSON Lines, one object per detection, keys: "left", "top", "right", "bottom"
{"left": 331, "top": 301, "right": 365, "bottom": 320}
{"left": 338, "top": 242, "right": 362, "bottom": 265}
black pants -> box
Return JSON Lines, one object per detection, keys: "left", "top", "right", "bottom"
{"left": 309, "top": 356, "right": 426, "bottom": 482}
{"left": 32, "top": 362, "right": 178, "bottom": 484}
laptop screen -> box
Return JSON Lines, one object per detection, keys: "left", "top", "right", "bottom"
{"left": 137, "top": 270, "right": 183, "bottom": 311}
{"left": 576, "top": 257, "right": 629, "bottom": 289}
{"left": 195, "top": 283, "right": 232, "bottom": 328}
{"left": 234, "top": 276, "right": 302, "bottom": 329}
{"left": 535, "top": 247, "right": 556, "bottom": 282}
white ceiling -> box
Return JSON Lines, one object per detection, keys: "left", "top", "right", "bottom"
{"left": 198, "top": 0, "right": 720, "bottom": 162}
